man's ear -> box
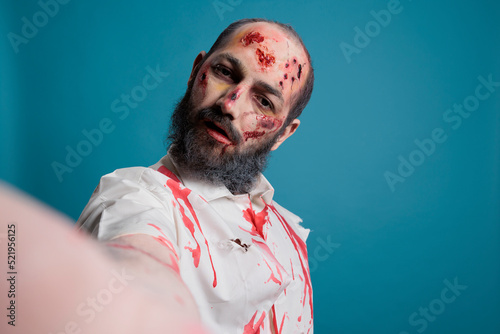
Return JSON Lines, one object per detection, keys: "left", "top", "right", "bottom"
{"left": 271, "top": 118, "right": 300, "bottom": 151}
{"left": 187, "top": 51, "right": 207, "bottom": 86}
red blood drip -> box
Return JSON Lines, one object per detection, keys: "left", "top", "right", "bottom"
{"left": 157, "top": 165, "right": 181, "bottom": 183}
{"left": 242, "top": 203, "right": 270, "bottom": 239}
{"left": 243, "top": 130, "right": 265, "bottom": 141}
{"left": 256, "top": 48, "right": 275, "bottom": 67}
{"left": 269, "top": 205, "right": 313, "bottom": 322}
{"left": 271, "top": 305, "right": 287, "bottom": 334}
{"left": 263, "top": 258, "right": 281, "bottom": 285}
{"left": 279, "top": 311, "right": 286, "bottom": 334}
{"left": 251, "top": 239, "right": 281, "bottom": 268}
{"left": 279, "top": 81, "right": 283, "bottom": 89}
{"left": 243, "top": 310, "right": 266, "bottom": 334}
{"left": 271, "top": 305, "right": 279, "bottom": 334}
{"left": 241, "top": 31, "right": 265, "bottom": 46}
{"left": 166, "top": 179, "right": 218, "bottom": 287}
{"left": 298, "top": 64, "right": 302, "bottom": 79}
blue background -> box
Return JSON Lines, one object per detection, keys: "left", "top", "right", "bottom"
{"left": 1, "top": 0, "right": 499, "bottom": 333}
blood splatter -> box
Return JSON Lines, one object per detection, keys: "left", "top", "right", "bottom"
{"left": 271, "top": 305, "right": 287, "bottom": 334}
{"left": 256, "top": 48, "right": 275, "bottom": 68}
{"left": 243, "top": 130, "right": 265, "bottom": 141}
{"left": 243, "top": 310, "right": 266, "bottom": 334}
{"left": 284, "top": 74, "right": 288, "bottom": 80}
{"left": 257, "top": 115, "right": 283, "bottom": 130}
{"left": 166, "top": 179, "right": 218, "bottom": 288}
{"left": 157, "top": 165, "right": 181, "bottom": 183}
{"left": 242, "top": 204, "right": 270, "bottom": 239}
{"left": 269, "top": 205, "right": 313, "bottom": 324}
{"left": 252, "top": 238, "right": 286, "bottom": 287}
{"left": 263, "top": 258, "right": 282, "bottom": 285}
{"left": 285, "top": 63, "right": 289, "bottom": 68}
{"left": 241, "top": 31, "right": 265, "bottom": 46}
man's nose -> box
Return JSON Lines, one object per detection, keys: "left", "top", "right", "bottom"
{"left": 217, "top": 85, "right": 247, "bottom": 120}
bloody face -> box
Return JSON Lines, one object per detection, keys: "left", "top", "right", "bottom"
{"left": 168, "top": 22, "right": 309, "bottom": 193}
{"left": 190, "top": 22, "right": 309, "bottom": 153}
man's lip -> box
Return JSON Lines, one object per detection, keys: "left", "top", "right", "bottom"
{"left": 204, "top": 120, "right": 234, "bottom": 145}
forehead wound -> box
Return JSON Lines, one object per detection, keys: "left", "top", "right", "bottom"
{"left": 240, "top": 31, "right": 276, "bottom": 68}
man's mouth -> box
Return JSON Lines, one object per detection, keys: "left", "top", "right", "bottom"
{"left": 204, "top": 120, "right": 233, "bottom": 145}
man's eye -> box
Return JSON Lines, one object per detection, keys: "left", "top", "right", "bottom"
{"left": 257, "top": 96, "right": 272, "bottom": 110}
{"left": 214, "top": 65, "right": 231, "bottom": 77}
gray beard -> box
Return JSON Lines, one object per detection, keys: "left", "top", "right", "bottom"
{"left": 167, "top": 89, "right": 282, "bottom": 194}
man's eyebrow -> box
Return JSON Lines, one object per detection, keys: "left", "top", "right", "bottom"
{"left": 213, "top": 53, "right": 242, "bottom": 70}
{"left": 255, "top": 80, "right": 284, "bottom": 104}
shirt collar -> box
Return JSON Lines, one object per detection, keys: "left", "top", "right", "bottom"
{"left": 159, "top": 153, "right": 274, "bottom": 205}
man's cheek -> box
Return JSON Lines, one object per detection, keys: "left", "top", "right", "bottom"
{"left": 241, "top": 114, "right": 284, "bottom": 141}
{"left": 256, "top": 115, "right": 283, "bottom": 132}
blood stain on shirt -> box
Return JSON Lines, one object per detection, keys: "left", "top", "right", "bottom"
{"left": 166, "top": 179, "right": 218, "bottom": 288}
{"left": 243, "top": 310, "right": 266, "bottom": 334}
{"left": 263, "top": 258, "right": 282, "bottom": 285}
{"left": 156, "top": 165, "right": 181, "bottom": 183}
{"left": 271, "top": 305, "right": 287, "bottom": 334}
{"left": 242, "top": 204, "right": 270, "bottom": 239}
{"left": 269, "top": 205, "right": 313, "bottom": 324}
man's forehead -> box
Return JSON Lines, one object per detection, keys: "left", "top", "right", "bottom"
{"left": 215, "top": 22, "right": 309, "bottom": 93}
{"left": 229, "top": 22, "right": 305, "bottom": 56}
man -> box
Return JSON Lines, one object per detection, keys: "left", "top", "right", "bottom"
{"left": 77, "top": 18, "right": 314, "bottom": 333}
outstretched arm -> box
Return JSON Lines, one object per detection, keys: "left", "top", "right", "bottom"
{"left": 0, "top": 183, "right": 208, "bottom": 334}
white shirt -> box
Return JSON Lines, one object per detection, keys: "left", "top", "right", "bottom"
{"left": 77, "top": 155, "right": 313, "bottom": 333}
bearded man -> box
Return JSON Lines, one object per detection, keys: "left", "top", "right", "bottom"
{"left": 77, "top": 18, "right": 314, "bottom": 333}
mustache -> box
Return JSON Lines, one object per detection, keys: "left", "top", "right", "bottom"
{"left": 197, "top": 107, "right": 243, "bottom": 144}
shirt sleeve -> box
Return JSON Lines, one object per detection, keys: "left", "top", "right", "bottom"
{"left": 76, "top": 167, "right": 180, "bottom": 255}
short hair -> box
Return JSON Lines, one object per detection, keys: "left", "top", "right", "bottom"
{"left": 202, "top": 18, "right": 314, "bottom": 126}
